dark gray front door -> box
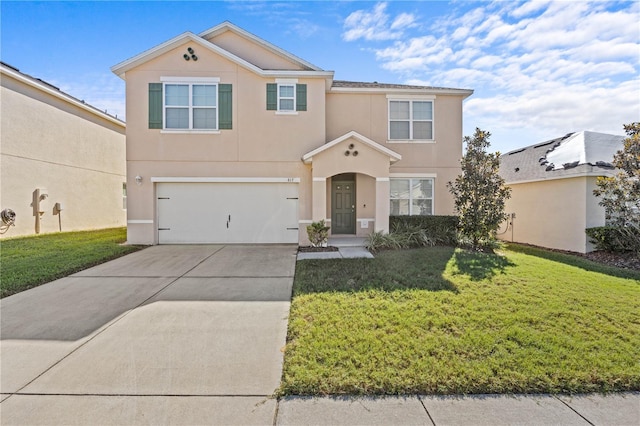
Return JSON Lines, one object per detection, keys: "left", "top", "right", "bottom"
{"left": 332, "top": 179, "right": 355, "bottom": 234}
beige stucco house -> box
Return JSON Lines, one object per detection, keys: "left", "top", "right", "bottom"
{"left": 111, "top": 22, "right": 472, "bottom": 245}
{"left": 498, "top": 131, "right": 624, "bottom": 253}
{"left": 0, "top": 62, "right": 126, "bottom": 238}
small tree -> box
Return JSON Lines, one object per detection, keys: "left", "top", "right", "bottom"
{"left": 447, "top": 128, "right": 511, "bottom": 250}
{"left": 593, "top": 122, "right": 640, "bottom": 228}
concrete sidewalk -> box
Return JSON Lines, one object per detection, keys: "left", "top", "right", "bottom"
{"left": 276, "top": 393, "right": 640, "bottom": 425}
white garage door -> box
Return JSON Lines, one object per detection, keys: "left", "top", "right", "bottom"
{"left": 157, "top": 181, "right": 298, "bottom": 244}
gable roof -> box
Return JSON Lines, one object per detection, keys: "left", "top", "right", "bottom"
{"left": 199, "top": 21, "right": 323, "bottom": 72}
{"left": 500, "top": 131, "right": 624, "bottom": 184}
{"left": 111, "top": 23, "right": 333, "bottom": 81}
{"left": 1, "top": 61, "right": 124, "bottom": 127}
{"left": 302, "top": 131, "right": 402, "bottom": 164}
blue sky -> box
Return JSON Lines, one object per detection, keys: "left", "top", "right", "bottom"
{"left": 2, "top": 0, "right": 639, "bottom": 154}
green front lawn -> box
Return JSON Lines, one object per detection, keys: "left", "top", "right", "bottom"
{"left": 1, "top": 228, "right": 143, "bottom": 298}
{"left": 281, "top": 244, "right": 640, "bottom": 395}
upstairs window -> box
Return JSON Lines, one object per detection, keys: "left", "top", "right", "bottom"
{"left": 266, "top": 82, "right": 307, "bottom": 112}
{"left": 149, "top": 78, "right": 231, "bottom": 131}
{"left": 278, "top": 84, "right": 295, "bottom": 111}
{"left": 390, "top": 178, "right": 434, "bottom": 215}
{"left": 389, "top": 99, "right": 433, "bottom": 141}
{"left": 164, "top": 83, "right": 217, "bottom": 130}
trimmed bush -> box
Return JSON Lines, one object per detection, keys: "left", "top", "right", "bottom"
{"left": 586, "top": 225, "right": 640, "bottom": 253}
{"left": 367, "top": 216, "right": 459, "bottom": 253}
{"left": 390, "top": 215, "right": 459, "bottom": 246}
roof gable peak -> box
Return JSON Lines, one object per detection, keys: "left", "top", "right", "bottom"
{"left": 199, "top": 21, "right": 323, "bottom": 72}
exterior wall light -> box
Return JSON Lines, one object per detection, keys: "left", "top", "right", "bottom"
{"left": 135, "top": 175, "right": 143, "bottom": 185}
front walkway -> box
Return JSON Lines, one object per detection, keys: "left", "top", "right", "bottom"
{"left": 297, "top": 236, "right": 374, "bottom": 260}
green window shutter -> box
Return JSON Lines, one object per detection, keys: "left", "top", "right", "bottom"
{"left": 218, "top": 84, "right": 232, "bottom": 130}
{"left": 148, "top": 83, "right": 163, "bottom": 129}
{"left": 266, "top": 83, "right": 277, "bottom": 110}
{"left": 296, "top": 84, "right": 307, "bottom": 111}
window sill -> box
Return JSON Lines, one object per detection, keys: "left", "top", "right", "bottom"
{"left": 160, "top": 130, "right": 221, "bottom": 134}
{"left": 387, "top": 140, "right": 436, "bottom": 144}
{"left": 275, "top": 111, "right": 299, "bottom": 115}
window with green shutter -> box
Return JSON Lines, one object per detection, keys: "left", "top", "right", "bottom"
{"left": 218, "top": 84, "right": 232, "bottom": 129}
{"left": 267, "top": 83, "right": 306, "bottom": 112}
{"left": 148, "top": 83, "right": 163, "bottom": 129}
{"left": 150, "top": 79, "right": 232, "bottom": 131}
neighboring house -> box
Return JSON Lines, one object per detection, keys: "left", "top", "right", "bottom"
{"left": 498, "top": 131, "right": 624, "bottom": 253}
{"left": 0, "top": 62, "right": 126, "bottom": 238}
{"left": 111, "top": 22, "right": 472, "bottom": 245}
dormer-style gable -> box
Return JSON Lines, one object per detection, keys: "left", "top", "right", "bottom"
{"left": 111, "top": 22, "right": 333, "bottom": 82}
{"left": 200, "top": 22, "right": 322, "bottom": 72}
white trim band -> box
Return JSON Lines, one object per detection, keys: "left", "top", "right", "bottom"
{"left": 390, "top": 173, "right": 438, "bottom": 178}
{"left": 128, "top": 220, "right": 154, "bottom": 224}
{"left": 161, "top": 76, "right": 220, "bottom": 82}
{"left": 376, "top": 177, "right": 390, "bottom": 182}
{"left": 151, "top": 177, "right": 300, "bottom": 183}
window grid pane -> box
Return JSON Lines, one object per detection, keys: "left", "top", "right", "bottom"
{"left": 390, "top": 101, "right": 410, "bottom": 119}
{"left": 166, "top": 108, "right": 189, "bottom": 128}
{"left": 280, "top": 99, "right": 294, "bottom": 110}
{"left": 165, "top": 84, "right": 189, "bottom": 106}
{"left": 390, "top": 121, "right": 410, "bottom": 139}
{"left": 412, "top": 101, "right": 432, "bottom": 120}
{"left": 193, "top": 108, "right": 217, "bottom": 129}
{"left": 193, "top": 85, "right": 216, "bottom": 106}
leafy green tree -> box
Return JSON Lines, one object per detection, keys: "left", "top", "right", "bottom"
{"left": 593, "top": 122, "right": 640, "bottom": 227}
{"left": 448, "top": 128, "right": 511, "bottom": 250}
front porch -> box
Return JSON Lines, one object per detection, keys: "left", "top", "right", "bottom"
{"left": 302, "top": 131, "right": 402, "bottom": 239}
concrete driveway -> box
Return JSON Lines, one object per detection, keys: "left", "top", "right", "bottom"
{"left": 1, "top": 244, "right": 297, "bottom": 425}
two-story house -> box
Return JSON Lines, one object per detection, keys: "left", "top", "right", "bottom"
{"left": 111, "top": 22, "right": 473, "bottom": 245}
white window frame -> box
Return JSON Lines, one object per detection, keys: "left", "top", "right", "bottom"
{"left": 387, "top": 95, "right": 435, "bottom": 143}
{"left": 390, "top": 177, "right": 435, "bottom": 216}
{"left": 275, "top": 78, "right": 298, "bottom": 115}
{"left": 160, "top": 77, "right": 220, "bottom": 133}
{"left": 278, "top": 83, "right": 296, "bottom": 112}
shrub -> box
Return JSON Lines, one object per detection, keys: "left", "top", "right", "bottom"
{"left": 366, "top": 216, "right": 458, "bottom": 253}
{"left": 390, "top": 215, "right": 458, "bottom": 246}
{"left": 306, "top": 220, "right": 330, "bottom": 247}
{"left": 586, "top": 225, "right": 640, "bottom": 253}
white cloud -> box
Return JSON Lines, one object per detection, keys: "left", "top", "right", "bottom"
{"left": 342, "top": 2, "right": 416, "bottom": 41}
{"left": 343, "top": 0, "right": 640, "bottom": 151}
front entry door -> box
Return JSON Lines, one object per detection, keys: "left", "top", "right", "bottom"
{"left": 332, "top": 179, "right": 355, "bottom": 234}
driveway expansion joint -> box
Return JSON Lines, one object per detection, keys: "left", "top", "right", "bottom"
{"left": 553, "top": 395, "right": 596, "bottom": 426}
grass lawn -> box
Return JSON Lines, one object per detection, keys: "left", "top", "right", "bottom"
{"left": 281, "top": 244, "right": 640, "bottom": 396}
{"left": 1, "top": 227, "right": 143, "bottom": 298}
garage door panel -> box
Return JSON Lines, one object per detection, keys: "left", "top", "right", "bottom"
{"left": 157, "top": 182, "right": 298, "bottom": 244}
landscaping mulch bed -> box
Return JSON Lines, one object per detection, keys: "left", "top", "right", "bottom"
{"left": 513, "top": 242, "right": 639, "bottom": 271}
{"left": 298, "top": 246, "right": 339, "bottom": 253}
{"left": 584, "top": 251, "right": 640, "bottom": 271}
